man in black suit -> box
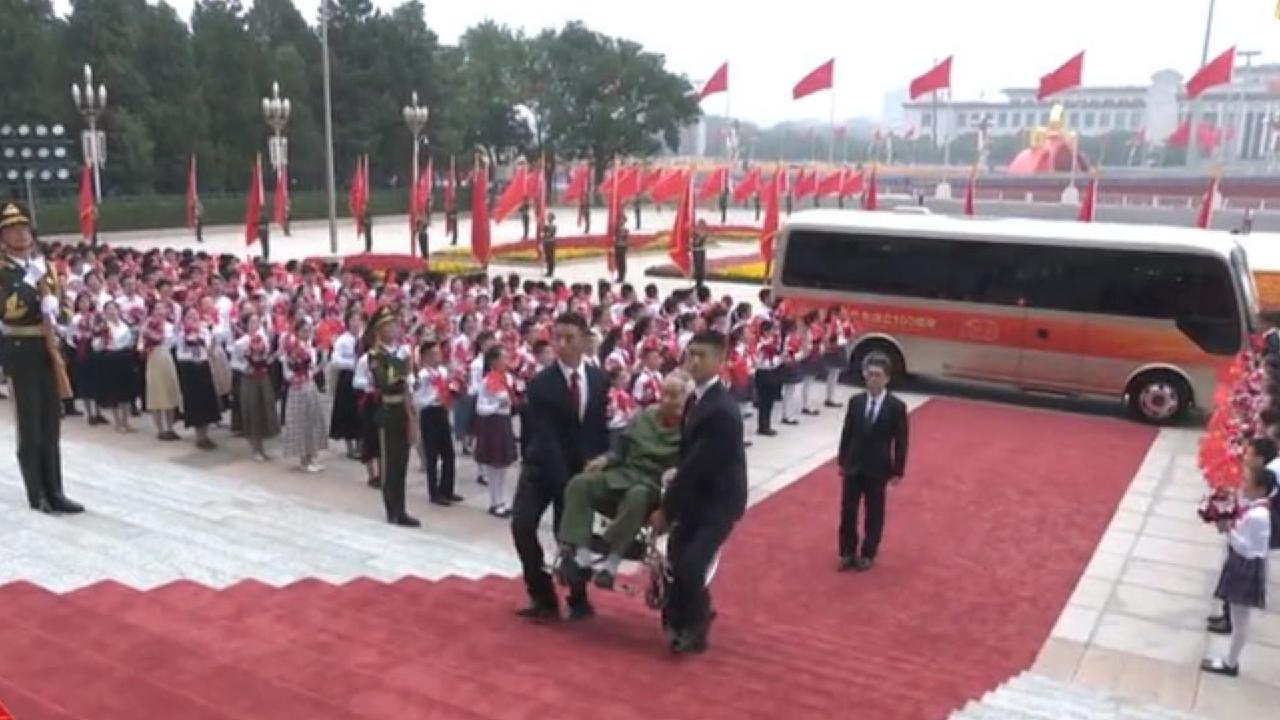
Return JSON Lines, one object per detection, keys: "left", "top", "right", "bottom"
{"left": 511, "top": 311, "right": 611, "bottom": 621}
{"left": 650, "top": 331, "right": 748, "bottom": 654}
{"left": 837, "top": 356, "right": 909, "bottom": 572}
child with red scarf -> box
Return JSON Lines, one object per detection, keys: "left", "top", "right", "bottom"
{"left": 233, "top": 312, "right": 280, "bottom": 462}
{"left": 414, "top": 340, "right": 460, "bottom": 506}
{"left": 139, "top": 300, "right": 181, "bottom": 440}
{"left": 281, "top": 319, "right": 328, "bottom": 472}
{"left": 174, "top": 306, "right": 220, "bottom": 450}
{"left": 473, "top": 345, "right": 516, "bottom": 517}
{"left": 607, "top": 366, "right": 638, "bottom": 451}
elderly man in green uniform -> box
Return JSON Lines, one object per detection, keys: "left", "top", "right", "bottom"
{"left": 558, "top": 372, "right": 690, "bottom": 590}
{"left": 0, "top": 202, "right": 83, "bottom": 515}
{"left": 367, "top": 306, "right": 419, "bottom": 528}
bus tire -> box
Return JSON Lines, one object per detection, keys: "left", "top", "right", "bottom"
{"left": 850, "top": 340, "right": 905, "bottom": 387}
{"left": 1126, "top": 371, "right": 1191, "bottom": 425}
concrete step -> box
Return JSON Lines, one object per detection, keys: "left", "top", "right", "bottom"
{"left": 949, "top": 672, "right": 1208, "bottom": 720}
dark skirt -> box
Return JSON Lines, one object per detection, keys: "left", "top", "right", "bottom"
{"left": 329, "top": 369, "right": 361, "bottom": 440}
{"left": 239, "top": 373, "right": 280, "bottom": 440}
{"left": 822, "top": 349, "right": 847, "bottom": 371}
{"left": 777, "top": 363, "right": 802, "bottom": 386}
{"left": 93, "top": 349, "right": 138, "bottom": 407}
{"left": 473, "top": 412, "right": 516, "bottom": 467}
{"left": 1214, "top": 547, "right": 1268, "bottom": 610}
{"left": 69, "top": 347, "right": 96, "bottom": 401}
{"left": 453, "top": 393, "right": 476, "bottom": 442}
{"left": 803, "top": 355, "right": 826, "bottom": 378}
{"left": 176, "top": 360, "right": 221, "bottom": 428}
{"left": 359, "top": 394, "right": 381, "bottom": 463}
{"left": 754, "top": 368, "right": 782, "bottom": 403}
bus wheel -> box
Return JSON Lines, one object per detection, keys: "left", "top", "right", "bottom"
{"left": 850, "top": 341, "right": 905, "bottom": 387}
{"left": 1127, "top": 371, "right": 1190, "bottom": 425}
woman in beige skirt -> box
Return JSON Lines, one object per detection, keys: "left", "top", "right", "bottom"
{"left": 204, "top": 296, "right": 234, "bottom": 401}
{"left": 139, "top": 302, "right": 182, "bottom": 441}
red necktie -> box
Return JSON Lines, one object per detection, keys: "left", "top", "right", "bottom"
{"left": 569, "top": 370, "right": 581, "bottom": 421}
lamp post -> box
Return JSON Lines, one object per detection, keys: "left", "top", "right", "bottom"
{"left": 320, "top": 0, "right": 338, "bottom": 254}
{"left": 262, "top": 81, "right": 291, "bottom": 231}
{"left": 70, "top": 64, "right": 107, "bottom": 203}
{"left": 402, "top": 91, "right": 429, "bottom": 254}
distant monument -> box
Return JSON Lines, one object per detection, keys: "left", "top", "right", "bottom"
{"left": 1007, "top": 104, "right": 1090, "bottom": 175}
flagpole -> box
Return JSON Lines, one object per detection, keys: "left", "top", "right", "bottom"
{"left": 828, "top": 81, "right": 836, "bottom": 164}
{"left": 320, "top": 0, "right": 338, "bottom": 254}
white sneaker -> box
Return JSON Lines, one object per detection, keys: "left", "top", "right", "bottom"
{"left": 305, "top": 463, "right": 325, "bottom": 473}
{"left": 254, "top": 452, "right": 269, "bottom": 463}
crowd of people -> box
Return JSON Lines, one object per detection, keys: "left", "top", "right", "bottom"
{"left": 3, "top": 236, "right": 859, "bottom": 522}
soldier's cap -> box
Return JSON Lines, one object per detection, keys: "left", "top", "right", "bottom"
{"left": 0, "top": 202, "right": 32, "bottom": 230}
{"left": 368, "top": 306, "right": 396, "bottom": 333}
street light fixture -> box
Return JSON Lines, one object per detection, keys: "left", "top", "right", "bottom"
{"left": 262, "top": 81, "right": 291, "bottom": 197}
{"left": 70, "top": 63, "right": 107, "bottom": 202}
{"left": 402, "top": 91, "right": 430, "bottom": 253}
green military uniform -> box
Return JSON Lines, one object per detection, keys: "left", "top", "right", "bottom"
{"left": 367, "top": 307, "right": 418, "bottom": 527}
{"left": 691, "top": 226, "right": 708, "bottom": 289}
{"left": 0, "top": 203, "right": 81, "bottom": 514}
{"left": 541, "top": 216, "right": 557, "bottom": 277}
{"left": 613, "top": 223, "right": 629, "bottom": 283}
{"left": 559, "top": 407, "right": 681, "bottom": 555}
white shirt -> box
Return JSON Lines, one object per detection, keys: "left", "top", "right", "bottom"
{"left": 116, "top": 293, "right": 147, "bottom": 322}
{"left": 864, "top": 391, "right": 886, "bottom": 423}
{"left": 93, "top": 320, "right": 134, "bottom": 352}
{"left": 476, "top": 372, "right": 513, "bottom": 417}
{"left": 330, "top": 332, "right": 358, "bottom": 371}
{"left": 413, "top": 366, "right": 448, "bottom": 410}
{"left": 693, "top": 376, "right": 719, "bottom": 402}
{"left": 468, "top": 355, "right": 485, "bottom": 395}
{"left": 1229, "top": 501, "right": 1272, "bottom": 560}
{"left": 559, "top": 360, "right": 588, "bottom": 420}
{"left": 174, "top": 327, "right": 211, "bottom": 362}
{"left": 352, "top": 353, "right": 372, "bottom": 391}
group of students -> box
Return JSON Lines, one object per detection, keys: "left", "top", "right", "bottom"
{"left": 13, "top": 240, "right": 853, "bottom": 523}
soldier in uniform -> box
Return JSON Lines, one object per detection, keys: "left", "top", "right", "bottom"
{"left": 691, "top": 219, "right": 709, "bottom": 289}
{"left": 446, "top": 205, "right": 459, "bottom": 245}
{"left": 194, "top": 200, "right": 205, "bottom": 243}
{"left": 416, "top": 216, "right": 430, "bottom": 259}
{"left": 519, "top": 198, "right": 531, "bottom": 240}
{"left": 362, "top": 210, "right": 374, "bottom": 252}
{"left": 632, "top": 196, "right": 642, "bottom": 230}
{"left": 366, "top": 306, "right": 420, "bottom": 528}
{"left": 257, "top": 216, "right": 271, "bottom": 262}
{"left": 613, "top": 215, "right": 630, "bottom": 284}
{"left": 718, "top": 187, "right": 729, "bottom": 224}
{"left": 577, "top": 193, "right": 591, "bottom": 234}
{"left": 541, "top": 211, "right": 558, "bottom": 278}
{"left": 0, "top": 202, "right": 84, "bottom": 515}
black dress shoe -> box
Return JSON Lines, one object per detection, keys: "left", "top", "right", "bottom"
{"left": 854, "top": 556, "right": 874, "bottom": 572}
{"left": 1200, "top": 658, "right": 1239, "bottom": 677}
{"left": 1207, "top": 618, "right": 1233, "bottom": 635}
{"left": 51, "top": 497, "right": 84, "bottom": 514}
{"left": 594, "top": 569, "right": 615, "bottom": 590}
{"left": 566, "top": 602, "right": 595, "bottom": 621}
{"left": 838, "top": 555, "right": 858, "bottom": 572}
{"left": 757, "top": 428, "right": 778, "bottom": 437}
{"left": 447, "top": 494, "right": 465, "bottom": 503}
{"left": 802, "top": 409, "right": 820, "bottom": 416}
{"left": 556, "top": 554, "right": 590, "bottom": 587}
{"left": 429, "top": 497, "right": 452, "bottom": 507}
{"left": 743, "top": 440, "right": 753, "bottom": 448}
{"left": 392, "top": 515, "right": 421, "bottom": 528}
{"left": 825, "top": 401, "right": 843, "bottom": 408}
{"left": 781, "top": 419, "right": 799, "bottom": 426}
{"left": 515, "top": 602, "right": 560, "bottom": 621}
{"left": 367, "top": 476, "right": 382, "bottom": 489}
{"left": 32, "top": 498, "right": 55, "bottom": 514}
{"left": 670, "top": 628, "right": 708, "bottom": 654}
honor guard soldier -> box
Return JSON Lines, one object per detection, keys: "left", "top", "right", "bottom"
{"left": 416, "top": 216, "right": 430, "bottom": 259}
{"left": 256, "top": 215, "right": 271, "bottom": 261}
{"left": 577, "top": 193, "right": 591, "bottom": 234}
{"left": 446, "top": 204, "right": 459, "bottom": 245}
{"left": 541, "top": 211, "right": 558, "bottom": 278}
{"left": 718, "top": 186, "right": 729, "bottom": 224}
{"left": 519, "top": 198, "right": 531, "bottom": 240}
{"left": 362, "top": 209, "right": 374, "bottom": 252}
{"left": 613, "top": 215, "right": 630, "bottom": 284}
{"left": 367, "top": 307, "right": 420, "bottom": 527}
{"left": 194, "top": 200, "right": 205, "bottom": 243}
{"left": 0, "top": 203, "right": 84, "bottom": 515}
{"left": 691, "top": 219, "right": 709, "bottom": 289}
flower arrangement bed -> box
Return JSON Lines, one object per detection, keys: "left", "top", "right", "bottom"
{"left": 430, "top": 233, "right": 666, "bottom": 266}
{"left": 645, "top": 252, "right": 767, "bottom": 285}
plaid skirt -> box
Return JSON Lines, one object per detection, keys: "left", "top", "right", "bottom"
{"left": 1214, "top": 548, "right": 1268, "bottom": 610}
{"left": 282, "top": 383, "right": 328, "bottom": 459}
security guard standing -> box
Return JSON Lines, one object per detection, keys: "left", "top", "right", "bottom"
{"left": 367, "top": 307, "right": 419, "bottom": 528}
{"left": 362, "top": 210, "right": 374, "bottom": 252}
{"left": 416, "top": 216, "right": 430, "bottom": 259}
{"left": 691, "top": 218, "right": 709, "bottom": 289}
{"left": 446, "top": 205, "right": 458, "bottom": 245}
{"left": 541, "top": 211, "right": 558, "bottom": 278}
{"left": 0, "top": 202, "right": 83, "bottom": 515}
{"left": 613, "top": 215, "right": 630, "bottom": 283}
{"left": 256, "top": 215, "right": 271, "bottom": 262}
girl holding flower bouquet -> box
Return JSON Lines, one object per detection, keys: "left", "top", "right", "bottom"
{"left": 174, "top": 306, "right": 220, "bottom": 450}
{"left": 234, "top": 312, "right": 280, "bottom": 462}
{"left": 281, "top": 318, "right": 327, "bottom": 472}
{"left": 139, "top": 300, "right": 181, "bottom": 440}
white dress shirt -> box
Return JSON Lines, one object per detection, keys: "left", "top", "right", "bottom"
{"left": 559, "top": 360, "right": 588, "bottom": 420}
{"left": 413, "top": 366, "right": 448, "bottom": 410}
{"left": 693, "top": 376, "right": 719, "bottom": 402}
{"left": 864, "top": 391, "right": 887, "bottom": 423}
{"left": 330, "top": 332, "right": 358, "bottom": 372}
{"left": 1229, "top": 501, "right": 1272, "bottom": 560}
{"left": 352, "top": 353, "right": 372, "bottom": 392}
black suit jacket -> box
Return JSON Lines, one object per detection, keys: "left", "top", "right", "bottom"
{"left": 664, "top": 381, "right": 748, "bottom": 524}
{"left": 520, "top": 363, "right": 611, "bottom": 490}
{"left": 837, "top": 392, "right": 909, "bottom": 481}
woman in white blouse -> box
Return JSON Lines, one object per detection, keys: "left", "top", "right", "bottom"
{"left": 327, "top": 311, "right": 364, "bottom": 459}
{"left": 281, "top": 318, "right": 328, "bottom": 472}
{"left": 138, "top": 301, "right": 182, "bottom": 441}
{"left": 173, "top": 306, "right": 221, "bottom": 450}
{"left": 90, "top": 301, "right": 137, "bottom": 433}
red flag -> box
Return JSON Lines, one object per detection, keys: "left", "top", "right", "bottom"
{"left": 699, "top": 62, "right": 729, "bottom": 100}
{"left": 272, "top": 165, "right": 288, "bottom": 228}
{"left": 1196, "top": 122, "right": 1224, "bottom": 151}
{"left": 962, "top": 168, "right": 977, "bottom": 216}
{"left": 1166, "top": 119, "right": 1192, "bottom": 147}
{"left": 470, "top": 158, "right": 491, "bottom": 265}
{"left": 1077, "top": 176, "right": 1098, "bottom": 223}
{"left": 760, "top": 170, "right": 782, "bottom": 277}
{"left": 444, "top": 156, "right": 456, "bottom": 213}
{"left": 732, "top": 167, "right": 761, "bottom": 204}
{"left": 793, "top": 59, "right": 834, "bottom": 100}
{"left": 1186, "top": 47, "right": 1235, "bottom": 100}
{"left": 668, "top": 172, "right": 695, "bottom": 277}
{"left": 605, "top": 159, "right": 623, "bottom": 275}
{"left": 492, "top": 164, "right": 529, "bottom": 222}
{"left": 562, "top": 163, "right": 590, "bottom": 205}
{"left": 792, "top": 168, "right": 818, "bottom": 200}
{"left": 533, "top": 158, "right": 547, "bottom": 243}
{"left": 696, "top": 166, "right": 728, "bottom": 204}
{"left": 816, "top": 170, "right": 843, "bottom": 198}
{"left": 839, "top": 169, "right": 864, "bottom": 198}
{"left": 185, "top": 154, "right": 198, "bottom": 229}
{"left": 78, "top": 163, "right": 95, "bottom": 241}
{"left": 348, "top": 157, "right": 366, "bottom": 235}
{"left": 639, "top": 167, "right": 664, "bottom": 196}
{"left": 244, "top": 154, "right": 263, "bottom": 245}
{"left": 417, "top": 159, "right": 433, "bottom": 223}
{"left": 862, "top": 166, "right": 878, "bottom": 211}
{"left": 1037, "top": 52, "right": 1084, "bottom": 101}
{"left": 649, "top": 168, "right": 687, "bottom": 205}
{"left": 610, "top": 165, "right": 642, "bottom": 202}
{"left": 1195, "top": 175, "right": 1219, "bottom": 229}
{"left": 909, "top": 56, "right": 952, "bottom": 100}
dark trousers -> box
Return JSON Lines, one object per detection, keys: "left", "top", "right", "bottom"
{"left": 381, "top": 401, "right": 410, "bottom": 521}
{"left": 417, "top": 232, "right": 429, "bottom": 259}
{"left": 364, "top": 230, "right": 373, "bottom": 253}
{"left": 419, "top": 406, "right": 455, "bottom": 500}
{"left": 614, "top": 246, "right": 627, "bottom": 282}
{"left": 6, "top": 338, "right": 65, "bottom": 508}
{"left": 447, "top": 218, "right": 458, "bottom": 245}
{"left": 692, "top": 250, "right": 706, "bottom": 288}
{"left": 666, "top": 514, "right": 735, "bottom": 634}
{"left": 754, "top": 369, "right": 779, "bottom": 432}
{"left": 543, "top": 242, "right": 556, "bottom": 277}
{"left": 839, "top": 471, "right": 888, "bottom": 559}
{"left": 511, "top": 475, "right": 587, "bottom": 609}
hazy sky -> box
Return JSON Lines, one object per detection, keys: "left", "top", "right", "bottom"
{"left": 54, "top": 0, "right": 1280, "bottom": 125}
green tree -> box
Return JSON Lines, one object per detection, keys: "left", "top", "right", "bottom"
{"left": 191, "top": 0, "right": 261, "bottom": 192}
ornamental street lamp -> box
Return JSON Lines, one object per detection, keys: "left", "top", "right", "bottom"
{"left": 262, "top": 81, "right": 291, "bottom": 227}
{"left": 402, "top": 91, "right": 429, "bottom": 253}
{"left": 70, "top": 64, "right": 107, "bottom": 203}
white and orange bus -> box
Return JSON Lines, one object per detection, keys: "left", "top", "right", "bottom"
{"left": 773, "top": 210, "right": 1261, "bottom": 423}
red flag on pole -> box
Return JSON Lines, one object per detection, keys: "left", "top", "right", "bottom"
{"left": 649, "top": 168, "right": 687, "bottom": 205}
{"left": 1037, "top": 52, "right": 1085, "bottom": 101}
{"left": 601, "top": 165, "right": 641, "bottom": 202}
{"left": 760, "top": 170, "right": 782, "bottom": 278}
{"left": 1166, "top": 119, "right": 1192, "bottom": 147}
{"left": 348, "top": 158, "right": 366, "bottom": 235}
{"left": 272, "top": 166, "right": 288, "bottom": 227}
{"left": 244, "top": 154, "right": 263, "bottom": 245}
{"left": 639, "top": 167, "right": 664, "bottom": 196}
{"left": 1195, "top": 174, "right": 1220, "bottom": 229}
{"left": 839, "top": 169, "right": 864, "bottom": 198}
{"left": 732, "top": 167, "right": 761, "bottom": 204}
{"left": 792, "top": 59, "right": 834, "bottom": 100}
{"left": 792, "top": 168, "right": 818, "bottom": 200}
{"left": 1077, "top": 176, "right": 1098, "bottom": 222}
{"left": 606, "top": 158, "right": 622, "bottom": 275}
{"left": 668, "top": 172, "right": 695, "bottom": 277}
{"left": 699, "top": 62, "right": 729, "bottom": 100}
{"left": 862, "top": 166, "right": 879, "bottom": 211}
{"left": 78, "top": 163, "right": 95, "bottom": 241}
{"left": 562, "top": 163, "right": 590, "bottom": 205}
{"left": 185, "top": 154, "right": 198, "bottom": 229}
{"left": 816, "top": 170, "right": 843, "bottom": 198}
{"left": 419, "top": 158, "right": 433, "bottom": 221}
{"left": 534, "top": 157, "right": 547, "bottom": 243}
{"left": 470, "top": 157, "right": 491, "bottom": 265}
{"left": 909, "top": 56, "right": 953, "bottom": 100}
{"left": 1186, "top": 47, "right": 1235, "bottom": 100}
{"left": 696, "top": 166, "right": 728, "bottom": 204}
{"left": 493, "top": 164, "right": 529, "bottom": 222}
{"left": 962, "top": 168, "right": 977, "bottom": 216}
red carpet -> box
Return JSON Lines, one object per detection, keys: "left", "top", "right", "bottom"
{"left": 0, "top": 398, "right": 1156, "bottom": 720}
